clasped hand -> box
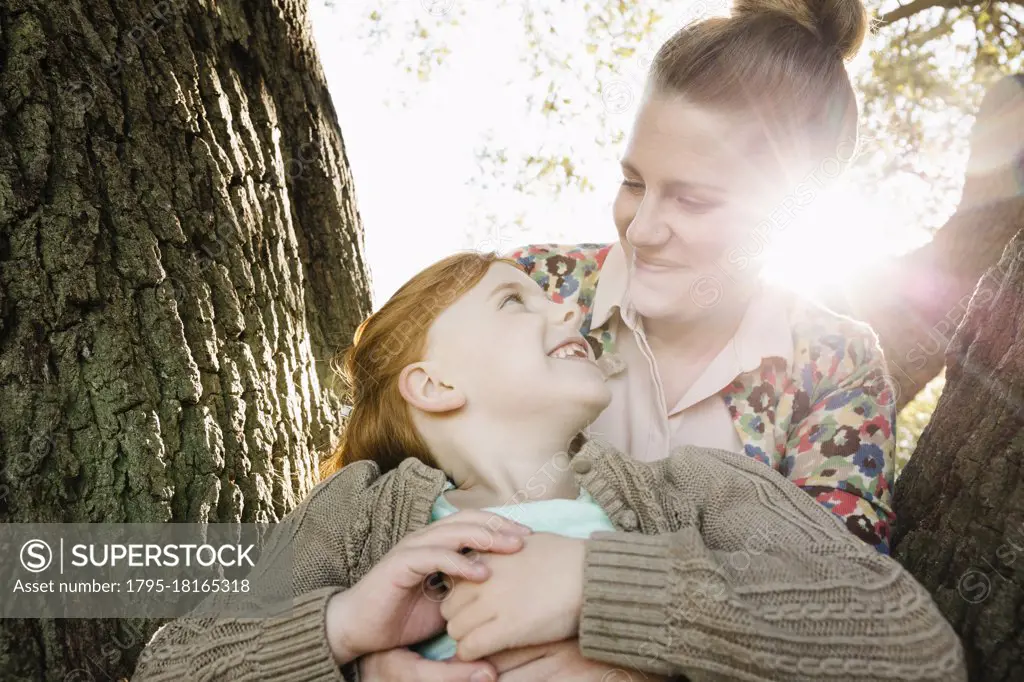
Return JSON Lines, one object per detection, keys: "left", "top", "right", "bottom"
{"left": 325, "top": 510, "right": 587, "bottom": 663}
{"left": 441, "top": 531, "right": 587, "bottom": 661}
{"left": 325, "top": 509, "right": 534, "bottom": 665}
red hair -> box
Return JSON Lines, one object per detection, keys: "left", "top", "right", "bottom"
{"left": 321, "top": 251, "right": 513, "bottom": 478}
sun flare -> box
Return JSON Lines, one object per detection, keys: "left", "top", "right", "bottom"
{"left": 759, "top": 179, "right": 927, "bottom": 302}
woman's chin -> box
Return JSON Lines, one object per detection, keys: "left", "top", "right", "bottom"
{"left": 628, "top": 274, "right": 678, "bottom": 311}
{"left": 628, "top": 288, "right": 694, "bottom": 322}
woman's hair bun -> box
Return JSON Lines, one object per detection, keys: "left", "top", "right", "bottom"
{"left": 732, "top": 0, "right": 868, "bottom": 61}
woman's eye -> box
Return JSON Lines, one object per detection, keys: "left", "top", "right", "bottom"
{"left": 500, "top": 292, "right": 525, "bottom": 308}
{"left": 621, "top": 179, "right": 645, "bottom": 195}
{"left": 675, "top": 195, "right": 717, "bottom": 213}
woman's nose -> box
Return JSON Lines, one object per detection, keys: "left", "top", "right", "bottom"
{"left": 626, "top": 196, "right": 669, "bottom": 248}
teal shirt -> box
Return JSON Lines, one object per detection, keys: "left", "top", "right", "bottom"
{"left": 413, "top": 482, "right": 617, "bottom": 661}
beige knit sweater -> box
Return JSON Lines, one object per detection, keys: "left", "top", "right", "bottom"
{"left": 131, "top": 438, "right": 966, "bottom": 682}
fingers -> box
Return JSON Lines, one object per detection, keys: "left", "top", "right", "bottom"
{"left": 403, "top": 520, "right": 529, "bottom": 557}
{"left": 454, "top": 610, "right": 501, "bottom": 659}
{"left": 362, "top": 647, "right": 497, "bottom": 682}
{"left": 454, "top": 618, "right": 505, "bottom": 659}
{"left": 485, "top": 642, "right": 550, "bottom": 675}
{"left": 393, "top": 547, "right": 493, "bottom": 589}
{"left": 492, "top": 656, "right": 560, "bottom": 682}
{"left": 428, "top": 509, "right": 532, "bottom": 538}
{"left": 439, "top": 580, "right": 477, "bottom": 622}
{"left": 431, "top": 509, "right": 531, "bottom": 532}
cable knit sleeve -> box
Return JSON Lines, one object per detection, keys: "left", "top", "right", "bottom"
{"left": 577, "top": 442, "right": 967, "bottom": 682}
{"left": 131, "top": 462, "right": 388, "bottom": 682}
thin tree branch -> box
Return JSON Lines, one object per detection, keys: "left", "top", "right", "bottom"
{"left": 875, "top": 0, "right": 1024, "bottom": 26}
{"left": 878, "top": 0, "right": 966, "bottom": 26}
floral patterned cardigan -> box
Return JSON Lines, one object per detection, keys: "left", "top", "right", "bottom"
{"left": 509, "top": 243, "right": 897, "bottom": 553}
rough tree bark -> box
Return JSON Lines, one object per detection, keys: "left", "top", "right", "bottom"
{"left": 892, "top": 231, "right": 1024, "bottom": 681}
{"left": 0, "top": 0, "right": 371, "bottom": 680}
{"left": 826, "top": 74, "right": 1024, "bottom": 410}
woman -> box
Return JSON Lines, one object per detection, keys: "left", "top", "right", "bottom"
{"left": 509, "top": 0, "right": 894, "bottom": 553}
{"left": 132, "top": 252, "right": 963, "bottom": 682}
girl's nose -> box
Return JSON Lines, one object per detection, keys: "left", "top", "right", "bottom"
{"left": 551, "top": 300, "right": 580, "bottom": 327}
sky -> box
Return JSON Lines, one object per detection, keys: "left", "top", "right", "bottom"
{"left": 309, "top": 0, "right": 960, "bottom": 308}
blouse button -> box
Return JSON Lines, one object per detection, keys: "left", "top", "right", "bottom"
{"left": 571, "top": 459, "right": 592, "bottom": 475}
{"left": 619, "top": 510, "right": 639, "bottom": 531}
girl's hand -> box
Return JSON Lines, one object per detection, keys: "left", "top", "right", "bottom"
{"left": 440, "top": 533, "right": 586, "bottom": 660}
{"left": 325, "top": 510, "right": 532, "bottom": 665}
{"left": 359, "top": 647, "right": 497, "bottom": 682}
{"left": 489, "top": 639, "right": 667, "bottom": 682}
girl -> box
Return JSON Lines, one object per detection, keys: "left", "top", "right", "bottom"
{"left": 133, "top": 252, "right": 964, "bottom": 682}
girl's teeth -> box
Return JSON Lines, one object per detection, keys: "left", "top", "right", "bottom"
{"left": 551, "top": 343, "right": 587, "bottom": 360}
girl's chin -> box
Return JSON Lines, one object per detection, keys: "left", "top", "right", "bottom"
{"left": 553, "top": 383, "right": 611, "bottom": 423}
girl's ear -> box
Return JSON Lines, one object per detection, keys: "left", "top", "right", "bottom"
{"left": 398, "top": 362, "right": 466, "bottom": 413}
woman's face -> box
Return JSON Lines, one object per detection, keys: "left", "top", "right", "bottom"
{"left": 613, "top": 91, "right": 782, "bottom": 323}
{"left": 425, "top": 262, "right": 611, "bottom": 433}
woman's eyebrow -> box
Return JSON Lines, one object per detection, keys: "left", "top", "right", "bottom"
{"left": 663, "top": 178, "right": 726, "bottom": 195}
{"left": 621, "top": 160, "right": 724, "bottom": 194}
{"left": 620, "top": 160, "right": 641, "bottom": 177}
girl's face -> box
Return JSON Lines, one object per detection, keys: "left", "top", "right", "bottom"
{"left": 612, "top": 91, "right": 783, "bottom": 323}
{"left": 425, "top": 262, "right": 611, "bottom": 433}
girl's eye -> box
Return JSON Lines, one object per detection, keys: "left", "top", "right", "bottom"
{"left": 500, "top": 292, "right": 525, "bottom": 309}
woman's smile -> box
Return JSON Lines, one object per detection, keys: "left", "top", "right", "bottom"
{"left": 633, "top": 253, "right": 689, "bottom": 274}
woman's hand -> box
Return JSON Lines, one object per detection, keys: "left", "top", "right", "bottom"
{"left": 359, "top": 647, "right": 497, "bottom": 682}
{"left": 489, "top": 639, "right": 668, "bottom": 682}
{"left": 441, "top": 533, "right": 586, "bottom": 660}
{"left": 325, "top": 510, "right": 532, "bottom": 665}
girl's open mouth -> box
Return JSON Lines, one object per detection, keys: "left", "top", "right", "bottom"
{"left": 547, "top": 339, "right": 592, "bottom": 361}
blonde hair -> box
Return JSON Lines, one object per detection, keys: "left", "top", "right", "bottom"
{"left": 651, "top": 0, "right": 868, "bottom": 175}
{"left": 321, "top": 251, "right": 509, "bottom": 479}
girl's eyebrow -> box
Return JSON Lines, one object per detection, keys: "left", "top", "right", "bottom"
{"left": 487, "top": 281, "right": 523, "bottom": 300}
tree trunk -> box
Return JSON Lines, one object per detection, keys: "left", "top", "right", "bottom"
{"left": 0, "top": 0, "right": 371, "bottom": 679}
{"left": 825, "top": 74, "right": 1024, "bottom": 410}
{"left": 892, "top": 230, "right": 1024, "bottom": 682}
